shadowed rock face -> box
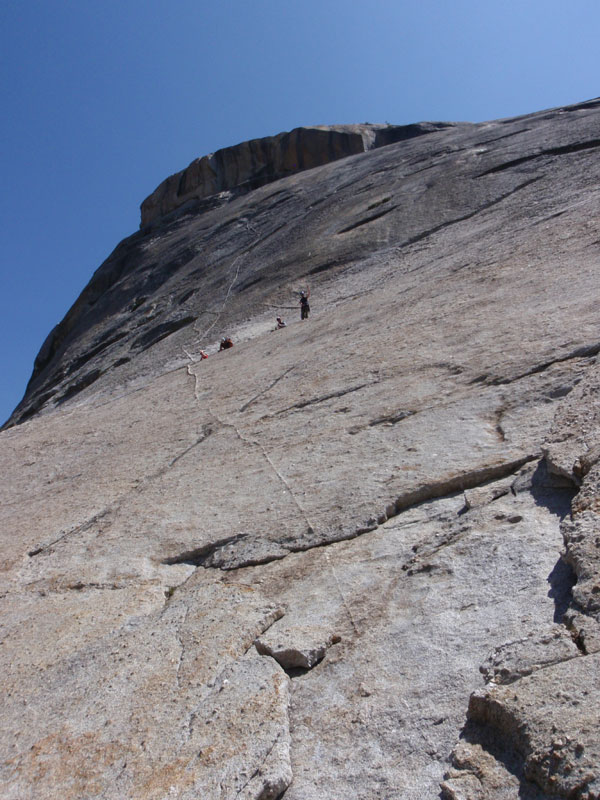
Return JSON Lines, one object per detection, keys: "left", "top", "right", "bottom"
{"left": 139, "top": 122, "right": 457, "bottom": 227}
{"left": 2, "top": 98, "right": 600, "bottom": 799}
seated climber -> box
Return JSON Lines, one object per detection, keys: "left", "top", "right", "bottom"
{"left": 199, "top": 350, "right": 209, "bottom": 359}
{"left": 276, "top": 317, "right": 286, "bottom": 328}
{"left": 219, "top": 337, "right": 234, "bottom": 351}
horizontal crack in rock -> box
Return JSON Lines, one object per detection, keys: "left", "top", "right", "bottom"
{"left": 397, "top": 177, "right": 542, "bottom": 250}
{"left": 349, "top": 408, "right": 415, "bottom": 433}
{"left": 162, "top": 533, "right": 250, "bottom": 567}
{"left": 473, "top": 128, "right": 531, "bottom": 146}
{"left": 336, "top": 204, "right": 398, "bottom": 234}
{"left": 388, "top": 455, "right": 539, "bottom": 518}
{"left": 240, "top": 367, "right": 296, "bottom": 412}
{"left": 28, "top": 426, "right": 215, "bottom": 559}
{"left": 273, "top": 382, "right": 373, "bottom": 416}
{"left": 64, "top": 581, "right": 123, "bottom": 592}
{"left": 197, "top": 457, "right": 540, "bottom": 572}
{"left": 132, "top": 315, "right": 197, "bottom": 352}
{"left": 478, "top": 137, "right": 600, "bottom": 175}
{"left": 470, "top": 341, "right": 600, "bottom": 387}
{"left": 370, "top": 409, "right": 415, "bottom": 427}
{"left": 27, "top": 508, "right": 112, "bottom": 558}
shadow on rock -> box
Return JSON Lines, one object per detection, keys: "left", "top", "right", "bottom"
{"left": 547, "top": 557, "right": 577, "bottom": 623}
{"left": 529, "top": 459, "right": 576, "bottom": 520}
{"left": 446, "top": 720, "right": 550, "bottom": 800}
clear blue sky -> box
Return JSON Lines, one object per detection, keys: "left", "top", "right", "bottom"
{"left": 1, "top": 0, "right": 599, "bottom": 424}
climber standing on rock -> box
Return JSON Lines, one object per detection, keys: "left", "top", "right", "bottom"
{"left": 299, "top": 288, "right": 310, "bottom": 320}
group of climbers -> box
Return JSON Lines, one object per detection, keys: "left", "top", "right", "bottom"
{"left": 200, "top": 287, "right": 310, "bottom": 359}
{"left": 197, "top": 337, "right": 233, "bottom": 359}
{"left": 272, "top": 289, "right": 309, "bottom": 330}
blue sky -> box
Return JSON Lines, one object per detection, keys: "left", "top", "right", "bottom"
{"left": 1, "top": 0, "right": 599, "bottom": 424}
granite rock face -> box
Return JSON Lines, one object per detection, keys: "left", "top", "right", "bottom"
{"left": 2, "top": 98, "right": 600, "bottom": 798}
{"left": 139, "top": 122, "right": 456, "bottom": 227}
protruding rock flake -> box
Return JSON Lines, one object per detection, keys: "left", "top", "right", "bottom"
{"left": 479, "top": 627, "right": 580, "bottom": 685}
{"left": 3, "top": 98, "right": 600, "bottom": 798}
{"left": 255, "top": 623, "right": 341, "bottom": 671}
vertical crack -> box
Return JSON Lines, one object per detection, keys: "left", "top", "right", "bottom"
{"left": 199, "top": 248, "right": 245, "bottom": 339}
{"left": 324, "top": 549, "right": 360, "bottom": 636}
{"left": 208, "top": 408, "right": 316, "bottom": 538}
{"left": 195, "top": 218, "right": 261, "bottom": 341}
{"left": 494, "top": 404, "right": 507, "bottom": 442}
{"left": 174, "top": 605, "right": 190, "bottom": 689}
{"left": 234, "top": 732, "right": 283, "bottom": 798}
{"left": 185, "top": 361, "right": 203, "bottom": 405}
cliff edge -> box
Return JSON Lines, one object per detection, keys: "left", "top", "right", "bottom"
{"left": 139, "top": 122, "right": 457, "bottom": 227}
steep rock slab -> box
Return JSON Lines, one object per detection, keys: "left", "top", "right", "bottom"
{"left": 226, "top": 469, "right": 572, "bottom": 799}
{"left": 544, "top": 361, "right": 600, "bottom": 651}
{"left": 2, "top": 99, "right": 600, "bottom": 798}
{"left": 444, "top": 363, "right": 600, "bottom": 799}
{"left": 0, "top": 368, "right": 206, "bottom": 583}
{"left": 139, "top": 122, "right": 456, "bottom": 227}
{"left": 8, "top": 98, "right": 600, "bottom": 428}
{"left": 0, "top": 575, "right": 291, "bottom": 800}
{"left": 447, "top": 654, "right": 600, "bottom": 800}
